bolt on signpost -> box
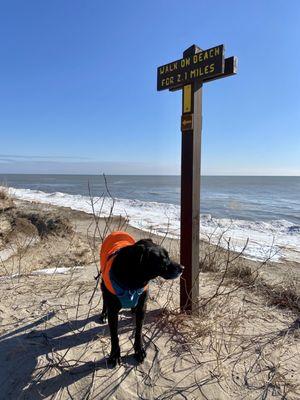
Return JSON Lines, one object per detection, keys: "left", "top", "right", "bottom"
{"left": 157, "top": 44, "right": 237, "bottom": 314}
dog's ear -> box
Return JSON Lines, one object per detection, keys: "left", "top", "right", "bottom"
{"left": 133, "top": 241, "right": 151, "bottom": 265}
{"left": 135, "top": 238, "right": 154, "bottom": 247}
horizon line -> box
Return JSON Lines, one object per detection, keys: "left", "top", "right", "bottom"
{"left": 0, "top": 173, "right": 299, "bottom": 178}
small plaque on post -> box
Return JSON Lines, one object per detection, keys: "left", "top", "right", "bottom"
{"left": 181, "top": 114, "right": 193, "bottom": 131}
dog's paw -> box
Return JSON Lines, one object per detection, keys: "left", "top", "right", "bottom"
{"left": 98, "top": 314, "right": 107, "bottom": 324}
{"left": 134, "top": 347, "right": 146, "bottom": 363}
{"left": 107, "top": 350, "right": 121, "bottom": 367}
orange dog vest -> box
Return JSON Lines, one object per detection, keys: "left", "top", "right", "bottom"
{"left": 100, "top": 231, "right": 136, "bottom": 295}
{"left": 100, "top": 231, "right": 148, "bottom": 308}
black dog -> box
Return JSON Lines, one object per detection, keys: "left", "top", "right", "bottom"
{"left": 99, "top": 236, "right": 183, "bottom": 367}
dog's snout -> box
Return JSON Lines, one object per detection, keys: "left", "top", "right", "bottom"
{"left": 174, "top": 263, "right": 184, "bottom": 270}
{"left": 178, "top": 264, "right": 184, "bottom": 274}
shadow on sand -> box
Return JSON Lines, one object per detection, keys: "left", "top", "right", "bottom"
{"left": 0, "top": 309, "right": 160, "bottom": 399}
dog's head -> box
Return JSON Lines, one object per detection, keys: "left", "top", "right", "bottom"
{"left": 113, "top": 238, "right": 184, "bottom": 288}
{"left": 134, "top": 239, "right": 184, "bottom": 280}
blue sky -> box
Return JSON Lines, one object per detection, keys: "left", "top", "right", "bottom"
{"left": 0, "top": 0, "right": 299, "bottom": 175}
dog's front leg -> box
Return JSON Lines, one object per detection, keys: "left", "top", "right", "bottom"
{"left": 134, "top": 290, "right": 148, "bottom": 363}
{"left": 107, "top": 307, "right": 121, "bottom": 366}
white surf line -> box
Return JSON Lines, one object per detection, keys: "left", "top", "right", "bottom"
{"left": 7, "top": 186, "right": 300, "bottom": 264}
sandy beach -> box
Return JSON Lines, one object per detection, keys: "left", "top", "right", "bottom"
{"left": 1, "top": 193, "right": 300, "bottom": 399}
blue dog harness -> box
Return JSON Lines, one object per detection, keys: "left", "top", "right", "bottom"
{"left": 109, "top": 269, "right": 145, "bottom": 309}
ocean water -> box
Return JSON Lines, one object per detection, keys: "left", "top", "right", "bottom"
{"left": 1, "top": 174, "right": 299, "bottom": 263}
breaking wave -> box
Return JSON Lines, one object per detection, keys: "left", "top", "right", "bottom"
{"left": 6, "top": 186, "right": 300, "bottom": 263}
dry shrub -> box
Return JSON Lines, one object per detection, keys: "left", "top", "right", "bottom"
{"left": 0, "top": 187, "right": 9, "bottom": 200}
{"left": 43, "top": 238, "right": 94, "bottom": 269}
{"left": 156, "top": 308, "right": 212, "bottom": 343}
{"left": 0, "top": 214, "right": 14, "bottom": 237}
{"left": 0, "top": 187, "right": 14, "bottom": 210}
{"left": 0, "top": 215, "right": 37, "bottom": 251}
{"left": 199, "top": 243, "right": 225, "bottom": 273}
{"left": 259, "top": 281, "right": 300, "bottom": 313}
{"left": 199, "top": 258, "right": 219, "bottom": 273}
{"left": 20, "top": 212, "right": 73, "bottom": 238}
{"left": 200, "top": 240, "right": 300, "bottom": 315}
{"left": 226, "top": 262, "right": 257, "bottom": 286}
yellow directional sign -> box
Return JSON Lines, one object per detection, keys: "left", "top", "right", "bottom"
{"left": 183, "top": 85, "right": 192, "bottom": 113}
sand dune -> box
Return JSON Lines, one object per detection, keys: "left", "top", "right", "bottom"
{"left": 1, "top": 196, "right": 299, "bottom": 399}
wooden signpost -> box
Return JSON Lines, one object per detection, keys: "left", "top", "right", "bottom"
{"left": 157, "top": 44, "right": 237, "bottom": 314}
